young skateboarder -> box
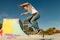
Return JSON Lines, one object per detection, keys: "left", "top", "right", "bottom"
{"left": 19, "top": 3, "right": 40, "bottom": 34}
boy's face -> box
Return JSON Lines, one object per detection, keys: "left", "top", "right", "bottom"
{"left": 23, "top": 6, "right": 28, "bottom": 10}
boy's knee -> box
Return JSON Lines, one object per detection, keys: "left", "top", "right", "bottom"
{"left": 27, "top": 19, "right": 31, "bottom": 23}
{"left": 28, "top": 19, "right": 30, "bottom": 22}
{"left": 30, "top": 20, "right": 34, "bottom": 23}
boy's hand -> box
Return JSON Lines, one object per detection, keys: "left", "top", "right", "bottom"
{"left": 20, "top": 13, "right": 24, "bottom": 16}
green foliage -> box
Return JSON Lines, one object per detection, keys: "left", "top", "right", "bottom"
{"left": 25, "top": 27, "right": 60, "bottom": 35}
{"left": 40, "top": 27, "right": 60, "bottom": 35}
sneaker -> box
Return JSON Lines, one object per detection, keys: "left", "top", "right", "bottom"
{"left": 36, "top": 29, "right": 41, "bottom": 34}
{"left": 23, "top": 30, "right": 29, "bottom": 35}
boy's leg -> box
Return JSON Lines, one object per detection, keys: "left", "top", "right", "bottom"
{"left": 26, "top": 16, "right": 33, "bottom": 23}
{"left": 31, "top": 21, "right": 39, "bottom": 32}
{"left": 30, "top": 14, "right": 40, "bottom": 32}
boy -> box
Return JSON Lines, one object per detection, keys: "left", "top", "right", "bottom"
{"left": 19, "top": 3, "right": 40, "bottom": 34}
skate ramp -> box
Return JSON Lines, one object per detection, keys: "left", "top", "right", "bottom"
{"left": 2, "top": 19, "right": 26, "bottom": 35}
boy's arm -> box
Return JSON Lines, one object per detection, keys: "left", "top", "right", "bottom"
{"left": 21, "top": 4, "right": 32, "bottom": 16}
{"left": 20, "top": 12, "right": 29, "bottom": 16}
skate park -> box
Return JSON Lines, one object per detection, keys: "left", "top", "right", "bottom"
{"left": 0, "top": 0, "right": 60, "bottom": 40}
{"left": 0, "top": 18, "right": 59, "bottom": 40}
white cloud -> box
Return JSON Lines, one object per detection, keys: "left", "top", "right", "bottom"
{"left": 0, "top": 12, "right": 8, "bottom": 20}
{"left": 0, "top": 15, "right": 1, "bottom": 18}
{"left": 2, "top": 12, "right": 8, "bottom": 17}
{"left": 0, "top": 13, "right": 2, "bottom": 19}
{"left": 0, "top": 12, "right": 8, "bottom": 23}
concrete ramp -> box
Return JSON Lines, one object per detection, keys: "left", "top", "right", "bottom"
{"left": 2, "top": 19, "right": 26, "bottom": 35}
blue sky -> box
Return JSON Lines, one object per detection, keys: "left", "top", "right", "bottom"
{"left": 0, "top": 0, "right": 60, "bottom": 30}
